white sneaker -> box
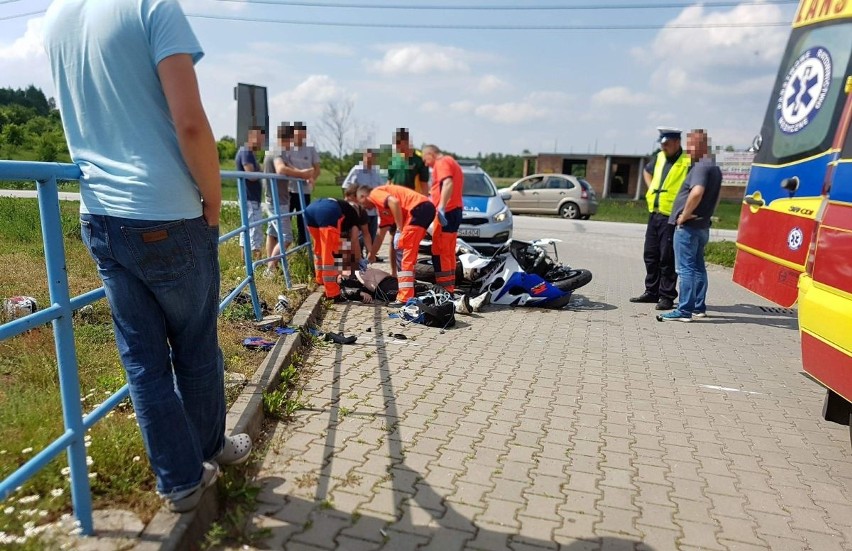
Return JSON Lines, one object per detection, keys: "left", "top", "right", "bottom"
{"left": 454, "top": 295, "right": 472, "bottom": 315}
{"left": 469, "top": 291, "right": 491, "bottom": 313}
{"left": 692, "top": 312, "right": 708, "bottom": 319}
{"left": 165, "top": 461, "right": 219, "bottom": 513}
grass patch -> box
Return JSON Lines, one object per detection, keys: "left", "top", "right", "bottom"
{"left": 705, "top": 240, "right": 737, "bottom": 268}
{"left": 0, "top": 197, "right": 315, "bottom": 546}
{"left": 592, "top": 199, "right": 742, "bottom": 230}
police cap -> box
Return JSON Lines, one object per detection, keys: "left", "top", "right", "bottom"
{"left": 657, "top": 127, "right": 682, "bottom": 144}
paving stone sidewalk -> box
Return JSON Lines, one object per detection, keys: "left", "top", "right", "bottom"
{"left": 231, "top": 222, "right": 852, "bottom": 551}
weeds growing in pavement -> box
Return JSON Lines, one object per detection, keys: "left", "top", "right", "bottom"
{"left": 262, "top": 361, "right": 308, "bottom": 421}
{"left": 201, "top": 467, "right": 271, "bottom": 549}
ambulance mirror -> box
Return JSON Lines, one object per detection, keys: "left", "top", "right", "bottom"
{"left": 749, "top": 134, "right": 762, "bottom": 153}
{"left": 781, "top": 176, "right": 800, "bottom": 194}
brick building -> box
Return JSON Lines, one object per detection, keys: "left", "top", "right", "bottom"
{"left": 523, "top": 152, "right": 747, "bottom": 201}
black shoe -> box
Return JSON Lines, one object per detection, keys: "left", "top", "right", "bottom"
{"left": 656, "top": 297, "right": 674, "bottom": 310}
{"left": 329, "top": 295, "right": 347, "bottom": 304}
{"left": 324, "top": 332, "right": 357, "bottom": 345}
{"left": 629, "top": 292, "right": 659, "bottom": 304}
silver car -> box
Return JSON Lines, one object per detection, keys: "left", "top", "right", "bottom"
{"left": 501, "top": 173, "right": 598, "bottom": 219}
{"left": 421, "top": 164, "right": 513, "bottom": 253}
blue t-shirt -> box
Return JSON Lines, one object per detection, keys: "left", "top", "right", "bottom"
{"left": 342, "top": 163, "right": 383, "bottom": 216}
{"left": 235, "top": 146, "right": 262, "bottom": 203}
{"left": 43, "top": 0, "right": 205, "bottom": 221}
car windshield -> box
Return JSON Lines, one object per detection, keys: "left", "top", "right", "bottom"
{"left": 578, "top": 179, "right": 592, "bottom": 191}
{"left": 462, "top": 172, "right": 496, "bottom": 197}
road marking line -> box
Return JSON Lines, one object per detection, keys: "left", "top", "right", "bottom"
{"left": 700, "top": 384, "right": 763, "bottom": 395}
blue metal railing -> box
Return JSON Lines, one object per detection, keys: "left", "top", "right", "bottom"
{"left": 0, "top": 160, "right": 312, "bottom": 536}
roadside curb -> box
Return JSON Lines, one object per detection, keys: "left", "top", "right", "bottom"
{"left": 134, "top": 291, "right": 325, "bottom": 551}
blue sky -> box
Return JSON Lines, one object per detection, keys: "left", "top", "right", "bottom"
{"left": 0, "top": 0, "right": 798, "bottom": 157}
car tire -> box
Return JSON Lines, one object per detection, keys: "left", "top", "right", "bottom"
{"left": 559, "top": 202, "right": 581, "bottom": 219}
{"left": 549, "top": 268, "right": 593, "bottom": 292}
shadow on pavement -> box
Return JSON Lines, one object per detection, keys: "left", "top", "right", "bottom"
{"left": 249, "top": 304, "right": 654, "bottom": 550}
{"left": 565, "top": 295, "right": 618, "bottom": 312}
{"left": 697, "top": 303, "right": 798, "bottom": 330}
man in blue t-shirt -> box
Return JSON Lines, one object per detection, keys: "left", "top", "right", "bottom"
{"left": 44, "top": 0, "right": 251, "bottom": 512}
{"left": 236, "top": 126, "right": 265, "bottom": 260}
{"left": 658, "top": 129, "right": 723, "bottom": 323}
{"left": 342, "top": 148, "right": 384, "bottom": 243}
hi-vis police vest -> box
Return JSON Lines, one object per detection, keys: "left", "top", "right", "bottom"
{"left": 646, "top": 150, "right": 691, "bottom": 216}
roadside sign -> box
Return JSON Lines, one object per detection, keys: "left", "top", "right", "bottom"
{"left": 716, "top": 151, "right": 754, "bottom": 187}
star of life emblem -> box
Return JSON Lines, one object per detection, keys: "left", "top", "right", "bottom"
{"left": 787, "top": 227, "right": 804, "bottom": 251}
{"left": 776, "top": 46, "right": 832, "bottom": 135}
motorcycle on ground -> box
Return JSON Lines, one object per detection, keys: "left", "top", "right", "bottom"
{"left": 417, "top": 238, "right": 592, "bottom": 309}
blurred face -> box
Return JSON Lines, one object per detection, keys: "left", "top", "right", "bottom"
{"left": 294, "top": 127, "right": 306, "bottom": 146}
{"left": 422, "top": 149, "right": 437, "bottom": 167}
{"left": 363, "top": 150, "right": 374, "bottom": 167}
{"left": 661, "top": 138, "right": 681, "bottom": 157}
{"left": 396, "top": 137, "right": 410, "bottom": 154}
{"left": 248, "top": 129, "right": 264, "bottom": 150}
{"left": 686, "top": 131, "right": 709, "bottom": 160}
{"left": 356, "top": 188, "right": 372, "bottom": 208}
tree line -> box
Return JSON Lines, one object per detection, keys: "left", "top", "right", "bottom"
{"left": 0, "top": 86, "right": 68, "bottom": 163}
{"left": 1, "top": 87, "right": 529, "bottom": 181}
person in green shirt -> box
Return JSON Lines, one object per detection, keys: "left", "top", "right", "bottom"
{"left": 387, "top": 128, "right": 430, "bottom": 195}
{"left": 380, "top": 128, "right": 430, "bottom": 275}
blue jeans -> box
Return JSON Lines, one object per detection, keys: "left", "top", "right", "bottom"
{"left": 239, "top": 200, "right": 263, "bottom": 251}
{"left": 673, "top": 224, "right": 710, "bottom": 315}
{"left": 80, "top": 214, "right": 225, "bottom": 497}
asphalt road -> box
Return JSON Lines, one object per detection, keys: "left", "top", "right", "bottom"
{"left": 0, "top": 189, "right": 737, "bottom": 242}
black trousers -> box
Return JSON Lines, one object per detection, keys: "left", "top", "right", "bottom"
{"left": 643, "top": 212, "right": 677, "bottom": 300}
{"left": 290, "top": 192, "right": 312, "bottom": 246}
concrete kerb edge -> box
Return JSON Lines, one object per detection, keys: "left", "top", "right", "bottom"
{"left": 133, "top": 291, "right": 326, "bottom": 551}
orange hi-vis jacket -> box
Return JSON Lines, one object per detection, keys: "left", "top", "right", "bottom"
{"left": 430, "top": 155, "right": 464, "bottom": 211}
{"left": 369, "top": 185, "right": 431, "bottom": 228}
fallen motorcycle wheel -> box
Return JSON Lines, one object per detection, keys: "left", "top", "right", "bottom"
{"left": 548, "top": 268, "right": 593, "bottom": 292}
{"left": 414, "top": 258, "right": 466, "bottom": 285}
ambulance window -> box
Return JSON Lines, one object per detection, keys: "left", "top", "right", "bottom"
{"left": 767, "top": 23, "right": 852, "bottom": 162}
{"left": 843, "top": 116, "right": 852, "bottom": 159}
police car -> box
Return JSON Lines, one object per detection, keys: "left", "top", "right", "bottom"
{"left": 421, "top": 162, "right": 513, "bottom": 253}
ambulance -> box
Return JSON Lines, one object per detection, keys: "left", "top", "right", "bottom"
{"left": 733, "top": 0, "right": 852, "bottom": 442}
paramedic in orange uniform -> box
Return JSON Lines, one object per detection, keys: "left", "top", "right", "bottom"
{"left": 422, "top": 144, "right": 464, "bottom": 293}
{"left": 357, "top": 184, "right": 436, "bottom": 304}
{"left": 304, "top": 198, "right": 362, "bottom": 302}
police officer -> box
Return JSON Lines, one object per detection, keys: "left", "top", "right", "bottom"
{"left": 631, "top": 127, "right": 691, "bottom": 310}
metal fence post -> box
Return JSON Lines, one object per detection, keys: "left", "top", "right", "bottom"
{"left": 236, "top": 177, "right": 263, "bottom": 320}
{"left": 268, "top": 177, "right": 292, "bottom": 288}
{"left": 37, "top": 176, "right": 94, "bottom": 536}
{"left": 297, "top": 179, "right": 314, "bottom": 261}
